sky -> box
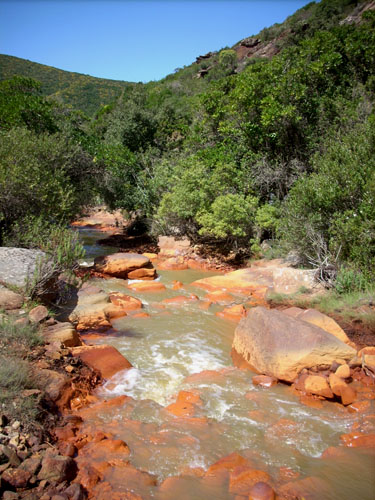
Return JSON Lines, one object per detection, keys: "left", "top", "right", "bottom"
{"left": 0, "top": 0, "right": 313, "bottom": 83}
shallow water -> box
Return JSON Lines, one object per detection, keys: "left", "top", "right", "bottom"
{"left": 76, "top": 229, "right": 375, "bottom": 499}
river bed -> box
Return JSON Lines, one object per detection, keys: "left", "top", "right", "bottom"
{"left": 75, "top": 228, "right": 375, "bottom": 499}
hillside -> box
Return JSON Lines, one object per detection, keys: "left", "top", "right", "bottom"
{"left": 0, "top": 54, "right": 136, "bottom": 115}
{"left": 2, "top": 1, "right": 373, "bottom": 115}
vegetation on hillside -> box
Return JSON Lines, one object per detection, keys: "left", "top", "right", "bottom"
{"left": 0, "top": 0, "right": 374, "bottom": 293}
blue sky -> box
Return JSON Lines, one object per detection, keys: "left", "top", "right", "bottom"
{"left": 0, "top": 0, "right": 313, "bottom": 82}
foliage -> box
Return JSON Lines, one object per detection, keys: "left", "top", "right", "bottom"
{"left": 0, "top": 76, "right": 57, "bottom": 133}
{"left": 0, "top": 127, "right": 97, "bottom": 239}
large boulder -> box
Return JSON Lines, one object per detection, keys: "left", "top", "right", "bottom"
{"left": 94, "top": 252, "right": 154, "bottom": 279}
{"left": 43, "top": 322, "right": 82, "bottom": 347}
{"left": 0, "top": 247, "right": 45, "bottom": 289}
{"left": 232, "top": 307, "right": 356, "bottom": 382}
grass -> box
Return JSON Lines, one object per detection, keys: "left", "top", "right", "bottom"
{"left": 0, "top": 317, "right": 43, "bottom": 425}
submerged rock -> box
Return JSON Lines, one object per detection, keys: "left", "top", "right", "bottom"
{"left": 232, "top": 307, "right": 356, "bottom": 382}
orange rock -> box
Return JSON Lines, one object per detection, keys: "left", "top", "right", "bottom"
{"left": 105, "top": 304, "right": 128, "bottom": 320}
{"left": 192, "top": 268, "right": 273, "bottom": 294}
{"left": 304, "top": 375, "right": 333, "bottom": 399}
{"left": 335, "top": 363, "right": 351, "bottom": 379}
{"left": 252, "top": 375, "right": 277, "bottom": 388}
{"left": 217, "top": 304, "right": 246, "bottom": 323}
{"left": 158, "top": 256, "right": 188, "bottom": 271}
{"left": 278, "top": 467, "right": 300, "bottom": 481}
{"left": 265, "top": 419, "right": 298, "bottom": 441}
{"left": 162, "top": 294, "right": 199, "bottom": 305}
{"left": 249, "top": 481, "right": 275, "bottom": 500}
{"left": 358, "top": 346, "right": 375, "bottom": 356}
{"left": 229, "top": 467, "right": 271, "bottom": 495}
{"left": 127, "top": 267, "right": 156, "bottom": 280}
{"left": 278, "top": 476, "right": 333, "bottom": 500}
{"left": 172, "top": 280, "right": 183, "bottom": 290}
{"left": 132, "top": 312, "right": 150, "bottom": 319}
{"left": 72, "top": 345, "right": 132, "bottom": 379}
{"left": 165, "top": 401, "right": 196, "bottom": 418}
{"left": 187, "top": 258, "right": 209, "bottom": 270}
{"left": 340, "top": 432, "right": 375, "bottom": 448}
{"left": 231, "top": 348, "right": 259, "bottom": 372}
{"left": 109, "top": 292, "right": 142, "bottom": 311}
{"left": 94, "top": 252, "right": 151, "bottom": 278}
{"left": 177, "top": 390, "right": 203, "bottom": 406}
{"left": 205, "top": 290, "right": 234, "bottom": 303}
{"left": 348, "top": 400, "right": 371, "bottom": 413}
{"left": 206, "top": 452, "right": 253, "bottom": 475}
{"left": 128, "top": 281, "right": 166, "bottom": 292}
{"left": 248, "top": 410, "right": 266, "bottom": 423}
{"left": 199, "top": 300, "right": 212, "bottom": 310}
{"left": 299, "top": 394, "right": 323, "bottom": 409}
{"left": 184, "top": 370, "right": 226, "bottom": 384}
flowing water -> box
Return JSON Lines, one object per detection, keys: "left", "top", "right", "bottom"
{"left": 76, "top": 229, "right": 375, "bottom": 499}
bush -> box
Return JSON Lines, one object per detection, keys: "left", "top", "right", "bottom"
{"left": 334, "top": 267, "right": 371, "bottom": 295}
{"left": 0, "top": 127, "right": 97, "bottom": 240}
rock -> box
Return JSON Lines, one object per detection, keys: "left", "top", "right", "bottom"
{"left": 71, "top": 344, "right": 132, "bottom": 379}
{"left": 127, "top": 267, "right": 156, "bottom": 280}
{"left": 249, "top": 481, "right": 275, "bottom": 500}
{"left": 36, "top": 369, "right": 70, "bottom": 402}
{"left": 158, "top": 236, "right": 191, "bottom": 257}
{"left": 43, "top": 322, "right": 82, "bottom": 347}
{"left": 205, "top": 290, "right": 234, "bottom": 303}
{"left": 206, "top": 452, "right": 253, "bottom": 475}
{"left": 216, "top": 304, "right": 246, "bottom": 322}
{"left": 278, "top": 476, "right": 333, "bottom": 500}
{"left": 0, "top": 445, "right": 21, "bottom": 467}
{"left": 0, "top": 285, "right": 23, "bottom": 310}
{"left": 0, "top": 247, "right": 46, "bottom": 289}
{"left": 128, "top": 281, "right": 166, "bottom": 293}
{"left": 232, "top": 307, "right": 356, "bottom": 382}
{"left": 2, "top": 467, "right": 32, "bottom": 488}
{"left": 38, "top": 452, "right": 77, "bottom": 482}
{"left": 348, "top": 401, "right": 371, "bottom": 413}
{"left": 272, "top": 267, "right": 321, "bottom": 294}
{"left": 69, "top": 301, "right": 111, "bottom": 331}
{"left": 283, "top": 307, "right": 354, "bottom": 346}
{"left": 165, "top": 401, "right": 196, "bottom": 418}
{"left": 252, "top": 375, "right": 277, "bottom": 388}
{"left": 28, "top": 305, "right": 48, "bottom": 323}
{"left": 94, "top": 252, "right": 151, "bottom": 278}
{"left": 157, "top": 256, "right": 188, "bottom": 271}
{"left": 64, "top": 483, "right": 85, "bottom": 500}
{"left": 229, "top": 467, "right": 271, "bottom": 495}
{"left": 304, "top": 375, "right": 333, "bottom": 398}
{"left": 19, "top": 455, "right": 42, "bottom": 475}
{"left": 340, "top": 433, "right": 375, "bottom": 448}
{"left": 162, "top": 295, "right": 198, "bottom": 306}
{"left": 193, "top": 268, "right": 273, "bottom": 294}
{"left": 335, "top": 363, "right": 351, "bottom": 378}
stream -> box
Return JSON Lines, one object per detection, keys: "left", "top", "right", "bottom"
{"left": 75, "top": 228, "right": 375, "bottom": 499}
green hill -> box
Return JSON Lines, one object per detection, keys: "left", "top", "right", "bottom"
{"left": 0, "top": 54, "right": 136, "bottom": 116}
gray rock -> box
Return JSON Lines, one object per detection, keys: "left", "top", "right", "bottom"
{"left": 0, "top": 247, "right": 46, "bottom": 289}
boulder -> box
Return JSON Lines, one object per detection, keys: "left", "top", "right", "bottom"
{"left": 109, "top": 292, "right": 142, "bottom": 311}
{"left": 38, "top": 451, "right": 77, "bottom": 482}
{"left": 0, "top": 285, "right": 23, "bottom": 310}
{"left": 71, "top": 344, "right": 132, "bottom": 379}
{"left": 127, "top": 267, "right": 156, "bottom": 280}
{"left": 272, "top": 267, "right": 320, "bottom": 294}
{"left": 283, "top": 307, "right": 353, "bottom": 346}
{"left": 36, "top": 369, "right": 70, "bottom": 402}
{"left": 157, "top": 256, "right": 188, "bottom": 271}
{"left": 128, "top": 281, "right": 166, "bottom": 292}
{"left": 94, "top": 252, "right": 151, "bottom": 278}
{"left": 216, "top": 304, "right": 246, "bottom": 323}
{"left": 232, "top": 307, "right": 356, "bottom": 382}
{"left": 43, "top": 322, "right": 82, "bottom": 347}
{"left": 0, "top": 247, "right": 45, "bottom": 289}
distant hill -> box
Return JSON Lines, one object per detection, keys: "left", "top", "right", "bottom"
{"left": 0, "top": 54, "right": 136, "bottom": 115}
